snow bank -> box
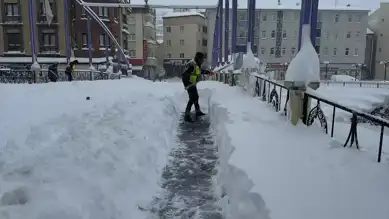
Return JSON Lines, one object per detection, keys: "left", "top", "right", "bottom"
{"left": 331, "top": 74, "right": 358, "bottom": 82}
{"left": 201, "top": 81, "right": 389, "bottom": 219}
{"left": 0, "top": 79, "right": 182, "bottom": 219}
{"left": 207, "top": 88, "right": 269, "bottom": 219}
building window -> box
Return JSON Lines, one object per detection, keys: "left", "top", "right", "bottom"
{"left": 282, "top": 30, "right": 286, "bottom": 39}
{"left": 262, "top": 13, "right": 267, "bottom": 21}
{"left": 345, "top": 48, "right": 349, "bottom": 56}
{"left": 166, "top": 26, "right": 171, "bottom": 33}
{"left": 355, "top": 31, "right": 360, "bottom": 38}
{"left": 354, "top": 48, "right": 359, "bottom": 56}
{"left": 271, "top": 30, "right": 275, "bottom": 38}
{"left": 334, "top": 33, "right": 338, "bottom": 40}
{"left": 166, "top": 40, "right": 171, "bottom": 46}
{"left": 323, "top": 47, "right": 329, "bottom": 55}
{"left": 129, "top": 33, "right": 135, "bottom": 40}
{"left": 293, "top": 31, "right": 297, "bottom": 38}
{"left": 346, "top": 31, "right": 351, "bottom": 38}
{"left": 167, "top": 53, "right": 172, "bottom": 58}
{"left": 81, "top": 7, "right": 86, "bottom": 17}
{"left": 180, "top": 39, "right": 184, "bottom": 45}
{"left": 291, "top": 47, "right": 296, "bottom": 55}
{"left": 281, "top": 47, "right": 286, "bottom": 56}
{"left": 98, "top": 7, "right": 109, "bottom": 18}
{"left": 356, "top": 14, "right": 361, "bottom": 22}
{"left": 333, "top": 48, "right": 337, "bottom": 55}
{"left": 379, "top": 48, "right": 382, "bottom": 52}
{"left": 82, "top": 33, "right": 88, "bottom": 47}
{"left": 4, "top": 28, "right": 22, "bottom": 52}
{"left": 348, "top": 14, "right": 352, "bottom": 22}
{"left": 129, "top": 49, "right": 136, "bottom": 57}
{"left": 260, "top": 47, "right": 265, "bottom": 54}
{"left": 203, "top": 26, "right": 208, "bottom": 33}
{"left": 238, "top": 11, "right": 246, "bottom": 20}
{"left": 39, "top": 28, "right": 57, "bottom": 53}
{"left": 335, "top": 14, "right": 339, "bottom": 22}
{"left": 180, "top": 53, "right": 184, "bottom": 58}
{"left": 323, "top": 32, "right": 329, "bottom": 39}
{"left": 272, "top": 13, "right": 276, "bottom": 21}
{"left": 5, "top": 3, "right": 19, "bottom": 16}
{"left": 180, "top": 26, "right": 184, "bottom": 32}
{"left": 270, "top": 47, "right": 275, "bottom": 55}
{"left": 202, "top": 39, "right": 207, "bottom": 46}
{"left": 99, "top": 34, "right": 107, "bottom": 47}
{"left": 261, "top": 30, "right": 266, "bottom": 38}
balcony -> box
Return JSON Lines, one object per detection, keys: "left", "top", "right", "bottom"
{"left": 3, "top": 15, "right": 22, "bottom": 25}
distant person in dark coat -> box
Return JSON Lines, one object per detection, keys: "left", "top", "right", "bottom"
{"left": 48, "top": 63, "right": 59, "bottom": 82}
{"left": 65, "top": 60, "right": 79, "bottom": 81}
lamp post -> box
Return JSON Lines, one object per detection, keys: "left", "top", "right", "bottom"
{"left": 281, "top": 62, "right": 289, "bottom": 80}
{"left": 323, "top": 61, "right": 330, "bottom": 80}
{"left": 352, "top": 63, "right": 367, "bottom": 80}
{"left": 380, "top": 61, "right": 388, "bottom": 81}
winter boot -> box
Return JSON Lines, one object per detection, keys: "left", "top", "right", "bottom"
{"left": 184, "top": 113, "right": 193, "bottom": 122}
{"left": 195, "top": 111, "right": 206, "bottom": 117}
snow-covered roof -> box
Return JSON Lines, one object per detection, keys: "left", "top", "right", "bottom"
{"left": 130, "top": 0, "right": 371, "bottom": 11}
{"left": 162, "top": 11, "right": 205, "bottom": 19}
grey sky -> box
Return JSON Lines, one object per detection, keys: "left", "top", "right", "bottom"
{"left": 132, "top": 0, "right": 387, "bottom": 11}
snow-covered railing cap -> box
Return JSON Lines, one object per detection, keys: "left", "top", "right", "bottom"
{"left": 284, "top": 24, "right": 320, "bottom": 87}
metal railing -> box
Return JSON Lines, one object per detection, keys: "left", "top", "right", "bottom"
{"left": 0, "top": 69, "right": 121, "bottom": 84}
{"left": 209, "top": 72, "right": 389, "bottom": 163}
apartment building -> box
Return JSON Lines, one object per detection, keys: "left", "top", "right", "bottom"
{"left": 123, "top": 6, "right": 158, "bottom": 77}
{"left": 206, "top": 5, "right": 369, "bottom": 74}
{"left": 72, "top": 0, "right": 122, "bottom": 58}
{"left": 367, "top": 2, "right": 389, "bottom": 80}
{"left": 0, "top": 0, "right": 67, "bottom": 57}
{"left": 0, "top": 0, "right": 124, "bottom": 62}
{"left": 162, "top": 12, "right": 208, "bottom": 77}
{"left": 163, "top": 12, "right": 208, "bottom": 59}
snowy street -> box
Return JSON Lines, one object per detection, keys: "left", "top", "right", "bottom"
{"left": 1, "top": 78, "right": 389, "bottom": 219}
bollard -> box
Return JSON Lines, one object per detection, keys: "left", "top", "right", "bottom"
{"left": 284, "top": 81, "right": 306, "bottom": 125}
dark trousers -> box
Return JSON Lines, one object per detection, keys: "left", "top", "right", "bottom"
{"left": 66, "top": 73, "right": 73, "bottom": 81}
{"left": 185, "top": 86, "right": 200, "bottom": 114}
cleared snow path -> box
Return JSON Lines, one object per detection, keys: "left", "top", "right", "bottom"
{"left": 151, "top": 114, "right": 222, "bottom": 218}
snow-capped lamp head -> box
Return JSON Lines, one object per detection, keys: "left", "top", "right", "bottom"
{"left": 284, "top": 24, "right": 320, "bottom": 90}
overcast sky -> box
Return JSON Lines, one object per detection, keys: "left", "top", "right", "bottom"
{"left": 132, "top": 0, "right": 388, "bottom": 11}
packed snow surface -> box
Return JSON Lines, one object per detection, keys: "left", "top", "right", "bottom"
{"left": 331, "top": 74, "right": 358, "bottom": 81}
{"left": 0, "top": 78, "right": 182, "bottom": 219}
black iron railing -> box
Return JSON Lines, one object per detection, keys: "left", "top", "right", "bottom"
{"left": 0, "top": 69, "right": 121, "bottom": 84}
{"left": 210, "top": 72, "right": 389, "bottom": 163}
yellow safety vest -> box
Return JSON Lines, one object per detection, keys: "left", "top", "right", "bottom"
{"left": 189, "top": 65, "right": 200, "bottom": 84}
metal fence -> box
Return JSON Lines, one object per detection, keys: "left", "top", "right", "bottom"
{"left": 209, "top": 72, "right": 389, "bottom": 163}
{"left": 0, "top": 69, "right": 121, "bottom": 84}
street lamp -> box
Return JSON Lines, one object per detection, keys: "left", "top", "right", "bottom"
{"left": 380, "top": 61, "right": 388, "bottom": 81}
{"left": 352, "top": 63, "right": 367, "bottom": 80}
{"left": 281, "top": 62, "right": 289, "bottom": 80}
{"left": 323, "top": 61, "right": 330, "bottom": 80}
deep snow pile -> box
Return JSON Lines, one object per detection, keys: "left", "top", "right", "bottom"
{"left": 200, "top": 81, "right": 389, "bottom": 219}
{"left": 0, "top": 79, "right": 182, "bottom": 219}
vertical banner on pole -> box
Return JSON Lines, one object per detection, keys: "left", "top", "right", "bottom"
{"left": 247, "top": 0, "right": 252, "bottom": 46}
{"left": 298, "top": 0, "right": 312, "bottom": 50}
{"left": 224, "top": 0, "right": 229, "bottom": 63}
{"left": 219, "top": 0, "right": 223, "bottom": 64}
{"left": 87, "top": 16, "right": 93, "bottom": 67}
{"left": 231, "top": 0, "right": 237, "bottom": 56}
{"left": 64, "top": 0, "right": 71, "bottom": 63}
{"left": 105, "top": 34, "right": 109, "bottom": 66}
{"left": 212, "top": 4, "right": 220, "bottom": 68}
{"left": 28, "top": 0, "right": 37, "bottom": 63}
{"left": 251, "top": 0, "right": 256, "bottom": 53}
{"left": 310, "top": 0, "right": 319, "bottom": 47}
